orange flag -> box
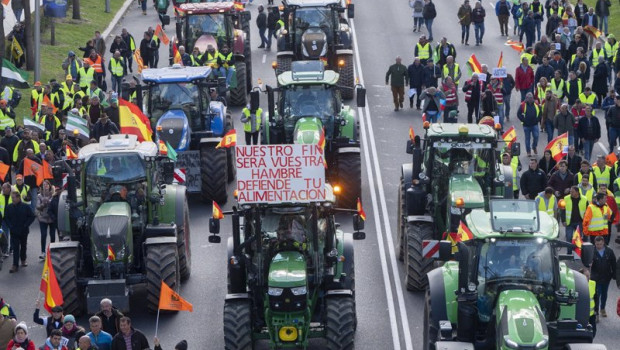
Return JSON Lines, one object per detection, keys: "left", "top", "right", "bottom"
{"left": 0, "top": 162, "right": 9, "bottom": 182}
{"left": 357, "top": 198, "right": 366, "bottom": 221}
{"left": 42, "top": 95, "right": 58, "bottom": 114}
{"left": 42, "top": 160, "right": 54, "bottom": 180}
{"left": 154, "top": 24, "right": 170, "bottom": 45}
{"left": 159, "top": 281, "right": 193, "bottom": 311}
{"left": 66, "top": 145, "right": 78, "bottom": 160}
{"left": 1, "top": 0, "right": 10, "bottom": 6}
{"left": 24, "top": 158, "right": 44, "bottom": 186}
{"left": 40, "top": 247, "right": 64, "bottom": 313}
{"left": 408, "top": 126, "right": 415, "bottom": 142}
{"left": 212, "top": 201, "right": 224, "bottom": 219}
{"left": 216, "top": 129, "right": 237, "bottom": 149}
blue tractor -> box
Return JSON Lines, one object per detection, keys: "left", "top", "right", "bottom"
{"left": 139, "top": 65, "right": 234, "bottom": 204}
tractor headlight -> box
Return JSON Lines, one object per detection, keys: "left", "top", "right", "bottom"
{"left": 503, "top": 336, "right": 519, "bottom": 349}
{"left": 291, "top": 286, "right": 307, "bottom": 296}
{"left": 535, "top": 337, "right": 549, "bottom": 349}
{"left": 268, "top": 287, "right": 284, "bottom": 296}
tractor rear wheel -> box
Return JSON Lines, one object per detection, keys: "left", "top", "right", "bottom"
{"left": 325, "top": 296, "right": 355, "bottom": 350}
{"left": 230, "top": 62, "right": 248, "bottom": 107}
{"left": 338, "top": 54, "right": 355, "bottom": 100}
{"left": 178, "top": 197, "right": 192, "bottom": 281}
{"left": 146, "top": 243, "right": 180, "bottom": 314}
{"left": 243, "top": 35, "right": 253, "bottom": 93}
{"left": 51, "top": 246, "right": 83, "bottom": 316}
{"left": 423, "top": 289, "right": 439, "bottom": 350}
{"left": 276, "top": 55, "right": 292, "bottom": 77}
{"left": 225, "top": 115, "right": 236, "bottom": 183}
{"left": 223, "top": 299, "right": 253, "bottom": 350}
{"left": 200, "top": 143, "right": 228, "bottom": 204}
{"left": 336, "top": 152, "right": 361, "bottom": 209}
{"left": 397, "top": 176, "right": 406, "bottom": 262}
{"left": 405, "top": 221, "right": 434, "bottom": 291}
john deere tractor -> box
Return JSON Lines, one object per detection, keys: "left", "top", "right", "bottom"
{"left": 276, "top": 0, "right": 355, "bottom": 99}
{"left": 398, "top": 123, "right": 516, "bottom": 291}
{"left": 171, "top": 1, "right": 252, "bottom": 105}
{"left": 262, "top": 60, "right": 365, "bottom": 209}
{"left": 423, "top": 199, "right": 607, "bottom": 350}
{"left": 139, "top": 65, "right": 234, "bottom": 204}
{"left": 50, "top": 134, "right": 191, "bottom": 316}
{"left": 208, "top": 185, "right": 366, "bottom": 349}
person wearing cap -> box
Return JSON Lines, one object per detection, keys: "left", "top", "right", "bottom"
{"left": 92, "top": 113, "right": 119, "bottom": 140}
{"left": 189, "top": 47, "right": 203, "bottom": 67}
{"left": 14, "top": 160, "right": 34, "bottom": 206}
{"left": 78, "top": 61, "right": 95, "bottom": 92}
{"left": 31, "top": 82, "right": 44, "bottom": 114}
{"left": 0, "top": 100, "right": 16, "bottom": 132}
{"left": 153, "top": 338, "right": 187, "bottom": 350}
{"left": 33, "top": 301, "right": 64, "bottom": 337}
{"left": 61, "top": 315, "right": 86, "bottom": 350}
{"left": 108, "top": 51, "right": 127, "bottom": 94}
{"left": 62, "top": 52, "right": 83, "bottom": 82}
{"left": 61, "top": 75, "right": 76, "bottom": 99}
{"left": 86, "top": 316, "right": 112, "bottom": 350}
{"left": 6, "top": 322, "right": 35, "bottom": 350}
{"left": 216, "top": 45, "right": 235, "bottom": 87}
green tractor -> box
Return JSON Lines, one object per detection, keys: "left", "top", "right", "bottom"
{"left": 398, "top": 123, "right": 516, "bottom": 291}
{"left": 208, "top": 185, "right": 366, "bottom": 349}
{"left": 50, "top": 134, "right": 191, "bottom": 316}
{"left": 262, "top": 60, "right": 365, "bottom": 209}
{"left": 423, "top": 199, "right": 606, "bottom": 350}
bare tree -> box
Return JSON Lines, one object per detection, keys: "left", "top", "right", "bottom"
{"left": 23, "top": 0, "right": 34, "bottom": 70}
{"left": 73, "top": 0, "right": 81, "bottom": 19}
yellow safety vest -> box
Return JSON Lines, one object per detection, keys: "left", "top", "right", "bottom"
{"left": 13, "top": 140, "right": 40, "bottom": 163}
{"left": 577, "top": 172, "right": 594, "bottom": 185}
{"left": 1, "top": 87, "right": 14, "bottom": 102}
{"left": 204, "top": 51, "right": 219, "bottom": 67}
{"left": 566, "top": 79, "right": 582, "bottom": 97}
{"left": 591, "top": 48, "right": 606, "bottom": 67}
{"left": 550, "top": 79, "right": 565, "bottom": 98}
{"left": 588, "top": 280, "right": 596, "bottom": 317}
{"left": 218, "top": 52, "right": 233, "bottom": 69}
{"left": 536, "top": 194, "right": 556, "bottom": 216}
{"left": 579, "top": 186, "right": 595, "bottom": 202}
{"left": 537, "top": 84, "right": 550, "bottom": 101}
{"left": 613, "top": 177, "right": 620, "bottom": 207}
{"left": 511, "top": 157, "right": 519, "bottom": 191}
{"left": 587, "top": 204, "right": 609, "bottom": 231}
{"left": 79, "top": 66, "right": 95, "bottom": 88}
{"left": 578, "top": 92, "right": 597, "bottom": 106}
{"left": 190, "top": 54, "right": 202, "bottom": 67}
{"left": 604, "top": 41, "right": 618, "bottom": 58}
{"left": 241, "top": 107, "right": 263, "bottom": 133}
{"left": 31, "top": 89, "right": 43, "bottom": 109}
{"left": 416, "top": 43, "right": 431, "bottom": 60}
{"left": 0, "top": 303, "right": 11, "bottom": 317}
{"left": 520, "top": 52, "right": 536, "bottom": 68}
{"left": 110, "top": 57, "right": 125, "bottom": 77}
{"left": 593, "top": 165, "right": 611, "bottom": 187}
{"left": 564, "top": 194, "right": 588, "bottom": 225}
{"left": 12, "top": 184, "right": 30, "bottom": 204}
{"left": 443, "top": 64, "right": 460, "bottom": 84}
{"left": 0, "top": 194, "right": 12, "bottom": 217}
{"left": 0, "top": 110, "right": 15, "bottom": 130}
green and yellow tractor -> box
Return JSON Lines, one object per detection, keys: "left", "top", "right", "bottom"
{"left": 423, "top": 199, "right": 606, "bottom": 350}
{"left": 50, "top": 134, "right": 191, "bottom": 316}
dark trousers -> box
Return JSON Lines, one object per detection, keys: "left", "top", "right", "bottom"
{"left": 409, "top": 87, "right": 422, "bottom": 108}
{"left": 10, "top": 233, "right": 27, "bottom": 267}
{"left": 498, "top": 14, "right": 509, "bottom": 35}
{"left": 40, "top": 222, "right": 57, "bottom": 253}
{"left": 126, "top": 55, "right": 133, "bottom": 73}
{"left": 391, "top": 86, "right": 405, "bottom": 109}
{"left": 595, "top": 280, "right": 611, "bottom": 312}
{"left": 259, "top": 27, "right": 268, "bottom": 47}
{"left": 467, "top": 101, "right": 480, "bottom": 123}
{"left": 267, "top": 29, "right": 276, "bottom": 48}
{"left": 245, "top": 132, "right": 259, "bottom": 145}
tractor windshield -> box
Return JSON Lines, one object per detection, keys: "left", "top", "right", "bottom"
{"left": 279, "top": 85, "right": 336, "bottom": 137}
{"left": 262, "top": 207, "right": 311, "bottom": 246}
{"left": 431, "top": 143, "right": 494, "bottom": 178}
{"left": 185, "top": 13, "right": 232, "bottom": 49}
{"left": 478, "top": 239, "right": 554, "bottom": 285}
{"left": 84, "top": 153, "right": 148, "bottom": 204}
{"left": 293, "top": 7, "right": 336, "bottom": 41}
{"left": 146, "top": 82, "right": 207, "bottom": 127}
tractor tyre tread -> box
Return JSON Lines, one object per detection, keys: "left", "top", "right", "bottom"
{"left": 200, "top": 143, "right": 228, "bottom": 204}
{"left": 146, "top": 243, "right": 180, "bottom": 314}
{"left": 405, "top": 222, "right": 434, "bottom": 291}
{"left": 230, "top": 62, "right": 248, "bottom": 106}
{"left": 223, "top": 300, "right": 253, "bottom": 350}
{"left": 336, "top": 152, "right": 361, "bottom": 209}
{"left": 325, "top": 296, "right": 355, "bottom": 350}
{"left": 338, "top": 55, "right": 355, "bottom": 100}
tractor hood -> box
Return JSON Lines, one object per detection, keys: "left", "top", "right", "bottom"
{"left": 301, "top": 27, "right": 327, "bottom": 59}
{"left": 194, "top": 34, "right": 218, "bottom": 55}
{"left": 497, "top": 290, "right": 548, "bottom": 349}
{"left": 449, "top": 174, "right": 485, "bottom": 208}
{"left": 268, "top": 251, "right": 307, "bottom": 288}
{"left": 92, "top": 202, "right": 132, "bottom": 262}
{"left": 293, "top": 117, "right": 324, "bottom": 145}
{"left": 156, "top": 109, "right": 190, "bottom": 151}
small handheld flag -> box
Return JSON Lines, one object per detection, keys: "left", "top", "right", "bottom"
{"left": 572, "top": 226, "right": 583, "bottom": 258}
{"left": 466, "top": 54, "right": 482, "bottom": 74}
{"left": 158, "top": 281, "right": 193, "bottom": 311}
{"left": 40, "top": 247, "right": 64, "bottom": 313}
{"left": 497, "top": 51, "right": 504, "bottom": 68}
{"left": 66, "top": 145, "right": 78, "bottom": 160}
{"left": 212, "top": 201, "right": 224, "bottom": 219}
{"left": 502, "top": 126, "right": 516, "bottom": 147}
{"left": 408, "top": 126, "right": 415, "bottom": 142}
{"left": 357, "top": 198, "right": 366, "bottom": 221}
{"left": 545, "top": 132, "right": 569, "bottom": 161}
{"left": 216, "top": 130, "right": 237, "bottom": 149}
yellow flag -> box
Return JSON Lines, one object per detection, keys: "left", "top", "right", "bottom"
{"left": 11, "top": 37, "right": 23, "bottom": 61}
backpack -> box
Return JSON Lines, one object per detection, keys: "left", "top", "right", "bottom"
{"left": 424, "top": 2, "right": 437, "bottom": 19}
{"left": 413, "top": 0, "right": 423, "bottom": 12}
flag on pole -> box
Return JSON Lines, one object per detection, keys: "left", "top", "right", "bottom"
{"left": 572, "top": 226, "right": 583, "bottom": 258}
{"left": 42, "top": 95, "right": 58, "bottom": 114}
{"left": 545, "top": 132, "right": 569, "bottom": 161}
{"left": 158, "top": 281, "right": 193, "bottom": 312}
{"left": 154, "top": 24, "right": 170, "bottom": 45}
{"left": 466, "top": 54, "right": 482, "bottom": 74}
{"left": 357, "top": 198, "right": 366, "bottom": 221}
{"left": 159, "top": 140, "right": 177, "bottom": 161}
{"left": 212, "top": 201, "right": 224, "bottom": 219}
{"left": 318, "top": 128, "right": 327, "bottom": 168}
{"left": 457, "top": 220, "right": 474, "bottom": 241}
{"left": 408, "top": 126, "right": 415, "bottom": 142}
{"left": 66, "top": 145, "right": 78, "bottom": 160}
{"left": 505, "top": 40, "right": 525, "bottom": 53}
{"left": 134, "top": 50, "right": 146, "bottom": 73}
{"left": 24, "top": 158, "right": 44, "bottom": 186}
{"left": 40, "top": 247, "right": 64, "bottom": 313}
{"left": 1, "top": 58, "right": 29, "bottom": 88}
{"left": 23, "top": 118, "right": 46, "bottom": 134}
{"left": 42, "top": 160, "right": 54, "bottom": 180}
{"left": 0, "top": 162, "right": 9, "bottom": 182}
{"left": 216, "top": 129, "right": 237, "bottom": 149}
{"left": 107, "top": 244, "right": 116, "bottom": 261}
{"left": 233, "top": 1, "right": 244, "bottom": 10}
{"left": 66, "top": 116, "right": 90, "bottom": 140}
{"left": 502, "top": 125, "right": 516, "bottom": 147}
{"left": 172, "top": 42, "right": 182, "bottom": 65}
{"left": 119, "top": 98, "right": 153, "bottom": 141}
{"left": 10, "top": 37, "right": 24, "bottom": 63}
{"left": 497, "top": 51, "right": 504, "bottom": 68}
{"left": 583, "top": 25, "right": 602, "bottom": 39}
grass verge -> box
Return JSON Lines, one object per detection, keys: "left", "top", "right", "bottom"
{"left": 583, "top": 0, "right": 620, "bottom": 37}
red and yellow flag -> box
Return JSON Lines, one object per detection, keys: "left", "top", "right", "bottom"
{"left": 572, "top": 226, "right": 583, "bottom": 258}
{"left": 545, "top": 132, "right": 568, "bottom": 161}
{"left": 42, "top": 160, "right": 54, "bottom": 180}
{"left": 505, "top": 39, "right": 525, "bottom": 53}
{"left": 158, "top": 281, "right": 193, "bottom": 312}
{"left": 583, "top": 25, "right": 602, "bottom": 39}
{"left": 233, "top": 1, "right": 244, "bottom": 10}
{"left": 212, "top": 201, "right": 224, "bottom": 219}
{"left": 107, "top": 244, "right": 116, "bottom": 261}
{"left": 134, "top": 49, "right": 145, "bottom": 73}
{"left": 119, "top": 98, "right": 153, "bottom": 142}
{"left": 357, "top": 198, "right": 366, "bottom": 221}
{"left": 216, "top": 129, "right": 237, "bottom": 149}
{"left": 497, "top": 51, "right": 504, "bottom": 68}
{"left": 0, "top": 162, "right": 9, "bottom": 182}
{"left": 408, "top": 126, "right": 415, "bottom": 142}
{"left": 40, "top": 247, "right": 64, "bottom": 313}
{"left": 502, "top": 125, "right": 516, "bottom": 147}
{"left": 24, "top": 158, "right": 44, "bottom": 186}
{"left": 466, "top": 54, "right": 482, "bottom": 74}
{"left": 154, "top": 24, "right": 170, "bottom": 46}
{"left": 172, "top": 42, "right": 182, "bottom": 65}
{"left": 66, "top": 145, "right": 78, "bottom": 160}
{"left": 318, "top": 128, "right": 327, "bottom": 168}
{"left": 457, "top": 220, "right": 474, "bottom": 241}
{"left": 159, "top": 140, "right": 168, "bottom": 156}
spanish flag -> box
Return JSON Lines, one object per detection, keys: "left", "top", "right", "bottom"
{"left": 172, "top": 42, "right": 182, "bottom": 65}
{"left": 40, "top": 247, "right": 64, "bottom": 313}
{"left": 0, "top": 162, "right": 9, "bottom": 182}
{"left": 505, "top": 39, "right": 524, "bottom": 53}
{"left": 233, "top": 1, "right": 244, "bottom": 10}
{"left": 158, "top": 281, "right": 193, "bottom": 312}
{"left": 545, "top": 132, "right": 568, "bottom": 161}
{"left": 212, "top": 201, "right": 224, "bottom": 219}
{"left": 502, "top": 125, "right": 516, "bottom": 147}
{"left": 448, "top": 221, "right": 474, "bottom": 253}
{"left": 107, "top": 244, "right": 116, "bottom": 261}
{"left": 357, "top": 198, "right": 366, "bottom": 221}
{"left": 572, "top": 226, "right": 583, "bottom": 258}
{"left": 24, "top": 158, "right": 44, "bottom": 186}
{"left": 497, "top": 51, "right": 503, "bottom": 69}
{"left": 216, "top": 129, "right": 237, "bottom": 149}
{"left": 318, "top": 128, "right": 327, "bottom": 168}
{"left": 134, "top": 49, "right": 145, "bottom": 73}
{"left": 66, "top": 145, "right": 78, "bottom": 160}
{"left": 119, "top": 98, "right": 153, "bottom": 142}
{"left": 583, "top": 25, "right": 602, "bottom": 39}
{"left": 466, "top": 54, "right": 482, "bottom": 74}
{"left": 408, "top": 126, "right": 415, "bottom": 142}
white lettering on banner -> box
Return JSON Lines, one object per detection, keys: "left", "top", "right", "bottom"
{"left": 236, "top": 145, "right": 326, "bottom": 204}
{"left": 175, "top": 151, "right": 200, "bottom": 192}
{"left": 492, "top": 67, "right": 507, "bottom": 78}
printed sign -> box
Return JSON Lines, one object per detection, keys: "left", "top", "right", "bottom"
{"left": 492, "top": 67, "right": 507, "bottom": 78}
{"left": 236, "top": 145, "right": 326, "bottom": 204}
{"left": 175, "top": 151, "right": 200, "bottom": 192}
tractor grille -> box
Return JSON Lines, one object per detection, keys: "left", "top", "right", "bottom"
{"left": 158, "top": 118, "right": 185, "bottom": 149}
{"left": 269, "top": 288, "right": 307, "bottom": 312}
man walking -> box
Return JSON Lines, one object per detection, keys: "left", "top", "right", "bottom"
{"left": 4, "top": 190, "right": 35, "bottom": 273}
{"left": 560, "top": 185, "right": 587, "bottom": 253}
{"left": 386, "top": 56, "right": 409, "bottom": 112}
{"left": 257, "top": 6, "right": 268, "bottom": 49}
{"left": 240, "top": 104, "right": 262, "bottom": 145}
{"left": 578, "top": 105, "right": 601, "bottom": 162}
{"left": 517, "top": 93, "right": 541, "bottom": 156}
{"left": 422, "top": 0, "right": 437, "bottom": 41}
{"left": 408, "top": 58, "right": 425, "bottom": 110}
{"left": 111, "top": 317, "right": 149, "bottom": 350}
{"left": 108, "top": 51, "right": 127, "bottom": 94}
{"left": 515, "top": 57, "right": 535, "bottom": 101}
{"left": 590, "top": 236, "right": 616, "bottom": 321}
{"left": 472, "top": 1, "right": 486, "bottom": 46}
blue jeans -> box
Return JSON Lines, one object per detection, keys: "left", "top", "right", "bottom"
{"left": 425, "top": 19, "right": 434, "bottom": 39}
{"left": 504, "top": 95, "right": 511, "bottom": 119}
{"left": 535, "top": 19, "right": 542, "bottom": 41}
{"left": 13, "top": 9, "right": 23, "bottom": 21}
{"left": 545, "top": 119, "right": 554, "bottom": 143}
{"left": 610, "top": 127, "right": 620, "bottom": 150}
{"left": 217, "top": 67, "right": 234, "bottom": 86}
{"left": 599, "top": 16, "right": 609, "bottom": 34}
{"left": 583, "top": 139, "right": 595, "bottom": 161}
{"left": 259, "top": 27, "right": 268, "bottom": 47}
{"left": 474, "top": 22, "right": 485, "bottom": 44}
{"left": 595, "top": 280, "right": 611, "bottom": 311}
{"left": 565, "top": 223, "right": 582, "bottom": 254}
{"left": 523, "top": 125, "right": 539, "bottom": 154}
{"left": 497, "top": 103, "right": 505, "bottom": 128}
{"left": 426, "top": 110, "right": 439, "bottom": 123}
{"left": 140, "top": 0, "right": 147, "bottom": 11}
{"left": 461, "top": 24, "right": 470, "bottom": 43}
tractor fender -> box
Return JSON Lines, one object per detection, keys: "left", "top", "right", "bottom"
{"left": 325, "top": 289, "right": 353, "bottom": 297}
{"left": 401, "top": 163, "right": 413, "bottom": 193}
{"left": 339, "top": 232, "right": 355, "bottom": 290}
{"left": 225, "top": 293, "right": 250, "bottom": 301}
{"left": 145, "top": 236, "right": 178, "bottom": 245}
{"left": 156, "top": 184, "right": 186, "bottom": 229}
{"left": 50, "top": 241, "right": 80, "bottom": 250}
{"left": 227, "top": 237, "right": 247, "bottom": 294}
{"left": 276, "top": 51, "right": 294, "bottom": 59}
{"left": 338, "top": 108, "right": 358, "bottom": 142}
{"left": 336, "top": 147, "right": 360, "bottom": 154}
{"left": 335, "top": 49, "right": 353, "bottom": 56}
{"left": 572, "top": 270, "right": 591, "bottom": 327}
{"left": 232, "top": 29, "right": 246, "bottom": 58}
{"left": 199, "top": 137, "right": 223, "bottom": 145}
{"left": 427, "top": 266, "right": 450, "bottom": 324}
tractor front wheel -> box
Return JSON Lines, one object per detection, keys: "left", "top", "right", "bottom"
{"left": 325, "top": 296, "right": 356, "bottom": 350}
{"left": 336, "top": 152, "right": 361, "bottom": 209}
{"left": 223, "top": 299, "right": 253, "bottom": 350}
{"left": 146, "top": 243, "right": 180, "bottom": 314}
{"left": 338, "top": 54, "right": 355, "bottom": 100}
{"left": 229, "top": 62, "right": 248, "bottom": 107}
{"left": 51, "top": 246, "right": 83, "bottom": 316}
{"left": 200, "top": 143, "right": 228, "bottom": 204}
{"left": 405, "top": 221, "right": 434, "bottom": 291}
{"left": 423, "top": 289, "right": 439, "bottom": 350}
{"left": 178, "top": 197, "right": 192, "bottom": 281}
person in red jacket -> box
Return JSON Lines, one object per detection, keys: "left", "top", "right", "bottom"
{"left": 6, "top": 322, "right": 36, "bottom": 350}
{"left": 515, "top": 56, "right": 535, "bottom": 102}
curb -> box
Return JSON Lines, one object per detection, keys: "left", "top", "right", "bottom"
{"left": 102, "top": 0, "right": 135, "bottom": 39}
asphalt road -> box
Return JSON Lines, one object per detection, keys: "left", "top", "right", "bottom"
{"left": 2, "top": 0, "right": 620, "bottom": 349}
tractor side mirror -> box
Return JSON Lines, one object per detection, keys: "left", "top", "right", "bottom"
{"left": 161, "top": 15, "right": 171, "bottom": 26}
{"left": 510, "top": 142, "right": 521, "bottom": 156}
{"left": 406, "top": 140, "right": 414, "bottom": 154}
{"left": 208, "top": 235, "right": 221, "bottom": 243}
{"left": 356, "top": 87, "right": 366, "bottom": 108}
{"left": 347, "top": 4, "right": 355, "bottom": 19}
{"left": 438, "top": 240, "right": 453, "bottom": 261}
{"left": 353, "top": 214, "right": 364, "bottom": 231}
{"left": 580, "top": 242, "right": 594, "bottom": 267}
{"left": 209, "top": 218, "right": 220, "bottom": 234}
{"left": 353, "top": 231, "right": 365, "bottom": 240}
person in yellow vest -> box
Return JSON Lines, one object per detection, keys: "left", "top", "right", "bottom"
{"left": 0, "top": 100, "right": 16, "bottom": 132}
{"left": 0, "top": 296, "right": 16, "bottom": 318}
{"left": 597, "top": 183, "right": 619, "bottom": 246}
{"left": 72, "top": 84, "right": 86, "bottom": 109}
{"left": 583, "top": 192, "right": 613, "bottom": 243}
{"left": 12, "top": 174, "right": 30, "bottom": 206}
{"left": 578, "top": 173, "right": 596, "bottom": 202}
{"left": 414, "top": 35, "right": 433, "bottom": 65}
{"left": 550, "top": 70, "right": 566, "bottom": 100}
{"left": 578, "top": 87, "right": 598, "bottom": 108}
{"left": 501, "top": 151, "right": 521, "bottom": 198}
{"left": 593, "top": 154, "right": 615, "bottom": 189}
{"left": 216, "top": 45, "right": 235, "bottom": 88}
{"left": 575, "top": 159, "right": 598, "bottom": 189}
{"left": 108, "top": 50, "right": 127, "bottom": 94}
{"left": 13, "top": 129, "right": 40, "bottom": 164}
{"left": 204, "top": 45, "right": 219, "bottom": 70}
{"left": 31, "top": 81, "right": 44, "bottom": 114}
{"left": 560, "top": 185, "right": 588, "bottom": 252}
{"left": 580, "top": 268, "right": 597, "bottom": 335}
{"left": 240, "top": 104, "right": 262, "bottom": 145}
{"left": 0, "top": 183, "right": 12, "bottom": 259}
{"left": 442, "top": 56, "right": 462, "bottom": 86}
{"left": 604, "top": 34, "right": 618, "bottom": 85}
{"left": 84, "top": 50, "right": 106, "bottom": 89}
{"left": 78, "top": 61, "right": 96, "bottom": 91}
{"left": 536, "top": 187, "right": 557, "bottom": 217}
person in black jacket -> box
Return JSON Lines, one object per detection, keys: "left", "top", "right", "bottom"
{"left": 422, "top": 0, "right": 437, "bottom": 41}
{"left": 92, "top": 114, "right": 120, "bottom": 140}
{"left": 266, "top": 6, "right": 280, "bottom": 50}
{"left": 520, "top": 157, "right": 547, "bottom": 199}
{"left": 139, "top": 31, "right": 154, "bottom": 69}
{"left": 423, "top": 60, "right": 441, "bottom": 88}
{"left": 111, "top": 317, "right": 149, "bottom": 350}
{"left": 408, "top": 58, "right": 425, "bottom": 109}
{"left": 591, "top": 236, "right": 616, "bottom": 319}
{"left": 33, "top": 302, "right": 64, "bottom": 337}
{"left": 4, "top": 191, "right": 36, "bottom": 273}
{"left": 578, "top": 105, "right": 601, "bottom": 162}
{"left": 257, "top": 5, "right": 268, "bottom": 49}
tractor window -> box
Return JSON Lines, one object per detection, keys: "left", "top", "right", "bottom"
{"left": 431, "top": 144, "right": 493, "bottom": 178}
{"left": 186, "top": 14, "right": 231, "bottom": 50}
{"left": 293, "top": 7, "right": 336, "bottom": 42}
{"left": 261, "top": 207, "right": 313, "bottom": 251}
{"left": 280, "top": 85, "right": 336, "bottom": 138}
{"left": 148, "top": 83, "right": 201, "bottom": 125}
{"left": 477, "top": 239, "right": 554, "bottom": 285}
{"left": 85, "top": 153, "right": 147, "bottom": 202}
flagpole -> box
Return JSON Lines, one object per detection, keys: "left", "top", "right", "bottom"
{"left": 155, "top": 308, "right": 160, "bottom": 338}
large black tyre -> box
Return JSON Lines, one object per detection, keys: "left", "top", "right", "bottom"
{"left": 178, "top": 197, "right": 192, "bottom": 281}
{"left": 325, "top": 296, "right": 355, "bottom": 350}
{"left": 50, "top": 246, "right": 83, "bottom": 316}
{"left": 225, "top": 115, "right": 236, "bottom": 183}
{"left": 230, "top": 62, "right": 248, "bottom": 107}
{"left": 423, "top": 289, "right": 439, "bottom": 350}
{"left": 276, "top": 55, "right": 292, "bottom": 77}
{"left": 223, "top": 299, "right": 253, "bottom": 350}
{"left": 405, "top": 222, "right": 434, "bottom": 291}
{"left": 397, "top": 176, "right": 406, "bottom": 262}
{"left": 146, "top": 243, "right": 180, "bottom": 314}
{"left": 243, "top": 33, "right": 253, "bottom": 93}
{"left": 336, "top": 152, "right": 361, "bottom": 209}
{"left": 338, "top": 54, "right": 354, "bottom": 100}
{"left": 200, "top": 143, "right": 228, "bottom": 204}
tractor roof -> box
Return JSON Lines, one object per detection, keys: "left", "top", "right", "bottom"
{"left": 179, "top": 1, "right": 237, "bottom": 14}
{"left": 277, "top": 61, "right": 339, "bottom": 86}
{"left": 78, "top": 134, "right": 158, "bottom": 161}
{"left": 426, "top": 123, "right": 496, "bottom": 139}
{"left": 286, "top": 0, "right": 342, "bottom": 6}
{"left": 141, "top": 65, "right": 212, "bottom": 83}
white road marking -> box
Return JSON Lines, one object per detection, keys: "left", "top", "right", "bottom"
{"left": 262, "top": 54, "right": 267, "bottom": 64}
{"left": 598, "top": 142, "right": 609, "bottom": 155}
{"left": 489, "top": 2, "right": 495, "bottom": 9}
{"left": 351, "top": 18, "right": 414, "bottom": 350}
